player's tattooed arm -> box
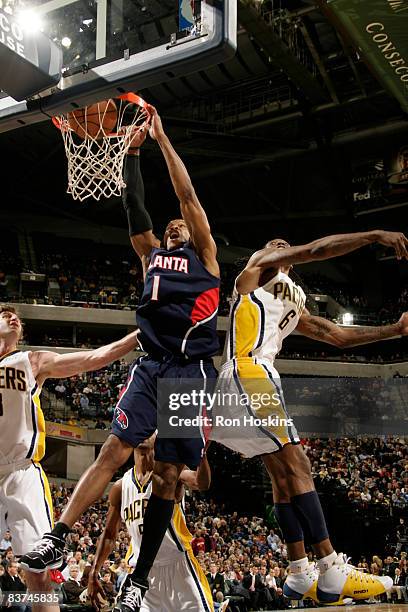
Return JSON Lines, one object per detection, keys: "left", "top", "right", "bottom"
{"left": 297, "top": 309, "right": 407, "bottom": 348}
{"left": 149, "top": 107, "right": 219, "bottom": 277}
{"left": 31, "top": 330, "right": 139, "bottom": 385}
{"left": 238, "top": 230, "right": 408, "bottom": 294}
{"left": 88, "top": 481, "right": 122, "bottom": 611}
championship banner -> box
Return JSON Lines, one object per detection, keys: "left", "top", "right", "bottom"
{"left": 327, "top": 0, "right": 408, "bottom": 111}
{"left": 46, "top": 421, "right": 87, "bottom": 441}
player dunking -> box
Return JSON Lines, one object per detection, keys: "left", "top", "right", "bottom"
{"left": 22, "top": 107, "right": 220, "bottom": 612}
{"left": 212, "top": 231, "right": 408, "bottom": 605}
{"left": 87, "top": 435, "right": 213, "bottom": 612}
{"left": 0, "top": 305, "right": 138, "bottom": 612}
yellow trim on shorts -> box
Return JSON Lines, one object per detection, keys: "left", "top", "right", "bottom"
{"left": 32, "top": 389, "right": 46, "bottom": 463}
{"left": 236, "top": 358, "right": 290, "bottom": 446}
{"left": 233, "top": 295, "right": 261, "bottom": 358}
{"left": 125, "top": 543, "right": 133, "bottom": 564}
{"left": 36, "top": 463, "right": 54, "bottom": 528}
{"left": 172, "top": 504, "right": 193, "bottom": 551}
{"left": 186, "top": 549, "right": 214, "bottom": 612}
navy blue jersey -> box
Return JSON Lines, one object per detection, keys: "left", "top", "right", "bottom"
{"left": 136, "top": 244, "right": 220, "bottom": 358}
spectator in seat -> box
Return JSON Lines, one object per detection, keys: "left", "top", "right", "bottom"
{"left": 0, "top": 530, "right": 12, "bottom": 551}
{"left": 100, "top": 569, "right": 116, "bottom": 605}
{"left": 207, "top": 562, "right": 225, "bottom": 599}
{"left": 0, "top": 561, "right": 27, "bottom": 611}
{"left": 387, "top": 567, "right": 407, "bottom": 602}
{"left": 54, "top": 381, "right": 66, "bottom": 399}
{"left": 63, "top": 566, "right": 85, "bottom": 604}
{"left": 192, "top": 529, "right": 206, "bottom": 556}
{"left": 242, "top": 564, "right": 263, "bottom": 610}
{"left": 94, "top": 418, "right": 107, "bottom": 430}
{"left": 2, "top": 548, "right": 15, "bottom": 569}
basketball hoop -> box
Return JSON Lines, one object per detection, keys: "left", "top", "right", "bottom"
{"left": 53, "top": 93, "right": 151, "bottom": 202}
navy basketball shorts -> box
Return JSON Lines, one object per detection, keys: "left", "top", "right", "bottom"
{"left": 111, "top": 355, "right": 217, "bottom": 469}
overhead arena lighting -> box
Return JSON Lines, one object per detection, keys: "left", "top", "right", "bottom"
{"left": 342, "top": 312, "right": 354, "bottom": 325}
{"left": 16, "top": 9, "right": 43, "bottom": 33}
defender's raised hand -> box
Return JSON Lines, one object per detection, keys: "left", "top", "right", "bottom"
{"left": 376, "top": 230, "right": 408, "bottom": 260}
{"left": 397, "top": 312, "right": 408, "bottom": 336}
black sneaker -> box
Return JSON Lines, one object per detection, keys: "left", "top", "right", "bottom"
{"left": 114, "top": 576, "right": 148, "bottom": 612}
{"left": 20, "top": 534, "right": 64, "bottom": 573}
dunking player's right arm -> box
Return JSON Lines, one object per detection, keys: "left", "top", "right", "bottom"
{"left": 88, "top": 480, "right": 122, "bottom": 611}
{"left": 238, "top": 230, "right": 408, "bottom": 293}
{"left": 149, "top": 107, "right": 219, "bottom": 277}
{"left": 297, "top": 310, "right": 408, "bottom": 347}
{"left": 123, "top": 120, "right": 160, "bottom": 263}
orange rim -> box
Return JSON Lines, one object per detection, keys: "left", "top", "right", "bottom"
{"left": 52, "top": 92, "right": 151, "bottom": 134}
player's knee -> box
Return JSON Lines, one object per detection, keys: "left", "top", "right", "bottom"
{"left": 96, "top": 434, "right": 131, "bottom": 472}
{"left": 24, "top": 569, "right": 51, "bottom": 590}
{"left": 152, "top": 464, "right": 179, "bottom": 495}
{"left": 282, "top": 445, "right": 312, "bottom": 481}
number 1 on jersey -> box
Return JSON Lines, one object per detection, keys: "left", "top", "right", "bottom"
{"left": 151, "top": 275, "right": 160, "bottom": 301}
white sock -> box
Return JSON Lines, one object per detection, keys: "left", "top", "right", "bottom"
{"left": 289, "top": 557, "right": 309, "bottom": 574}
{"left": 317, "top": 551, "right": 337, "bottom": 574}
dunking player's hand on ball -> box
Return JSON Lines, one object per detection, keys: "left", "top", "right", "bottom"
{"left": 148, "top": 106, "right": 164, "bottom": 141}
{"left": 375, "top": 230, "right": 408, "bottom": 260}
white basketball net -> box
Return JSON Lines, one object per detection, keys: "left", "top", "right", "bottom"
{"left": 53, "top": 93, "right": 150, "bottom": 202}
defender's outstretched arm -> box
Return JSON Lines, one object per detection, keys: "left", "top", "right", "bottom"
{"left": 297, "top": 309, "right": 407, "bottom": 348}
{"left": 88, "top": 481, "right": 122, "bottom": 610}
{"left": 149, "top": 108, "right": 219, "bottom": 277}
{"left": 31, "top": 330, "right": 138, "bottom": 385}
{"left": 238, "top": 230, "right": 408, "bottom": 293}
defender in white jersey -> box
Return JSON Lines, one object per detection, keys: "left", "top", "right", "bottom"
{"left": 87, "top": 436, "right": 214, "bottom": 612}
{"left": 0, "top": 305, "right": 139, "bottom": 612}
{"left": 212, "top": 231, "right": 408, "bottom": 606}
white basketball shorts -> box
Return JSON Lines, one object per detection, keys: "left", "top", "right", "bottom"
{"left": 211, "top": 357, "right": 299, "bottom": 458}
{"left": 0, "top": 461, "right": 53, "bottom": 556}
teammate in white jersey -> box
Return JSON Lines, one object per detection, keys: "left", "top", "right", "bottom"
{"left": 87, "top": 435, "right": 214, "bottom": 612}
{"left": 0, "top": 305, "right": 139, "bottom": 612}
{"left": 212, "top": 230, "right": 408, "bottom": 606}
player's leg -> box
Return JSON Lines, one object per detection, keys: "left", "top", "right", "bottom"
{"left": 262, "top": 452, "right": 318, "bottom": 603}
{"left": 58, "top": 433, "right": 133, "bottom": 529}
{"left": 181, "top": 551, "right": 215, "bottom": 611}
{"left": 265, "top": 444, "right": 334, "bottom": 559}
{"left": 267, "top": 443, "right": 392, "bottom": 603}
{"left": 21, "top": 434, "right": 133, "bottom": 572}
{"left": 116, "top": 358, "right": 215, "bottom": 611}
{"left": 2, "top": 465, "right": 59, "bottom": 612}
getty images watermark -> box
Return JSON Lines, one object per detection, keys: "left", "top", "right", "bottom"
{"left": 157, "top": 377, "right": 408, "bottom": 439}
{"left": 157, "top": 379, "right": 294, "bottom": 438}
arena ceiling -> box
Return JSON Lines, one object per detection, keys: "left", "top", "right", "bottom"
{"left": 1, "top": 0, "right": 407, "bottom": 249}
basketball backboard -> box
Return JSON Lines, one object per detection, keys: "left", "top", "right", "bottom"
{"left": 0, "top": 0, "right": 236, "bottom": 132}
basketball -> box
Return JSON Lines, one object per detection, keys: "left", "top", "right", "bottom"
{"left": 67, "top": 99, "right": 118, "bottom": 140}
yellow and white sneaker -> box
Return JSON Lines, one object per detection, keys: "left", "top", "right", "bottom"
{"left": 283, "top": 563, "right": 319, "bottom": 602}
{"left": 317, "top": 553, "right": 392, "bottom": 604}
